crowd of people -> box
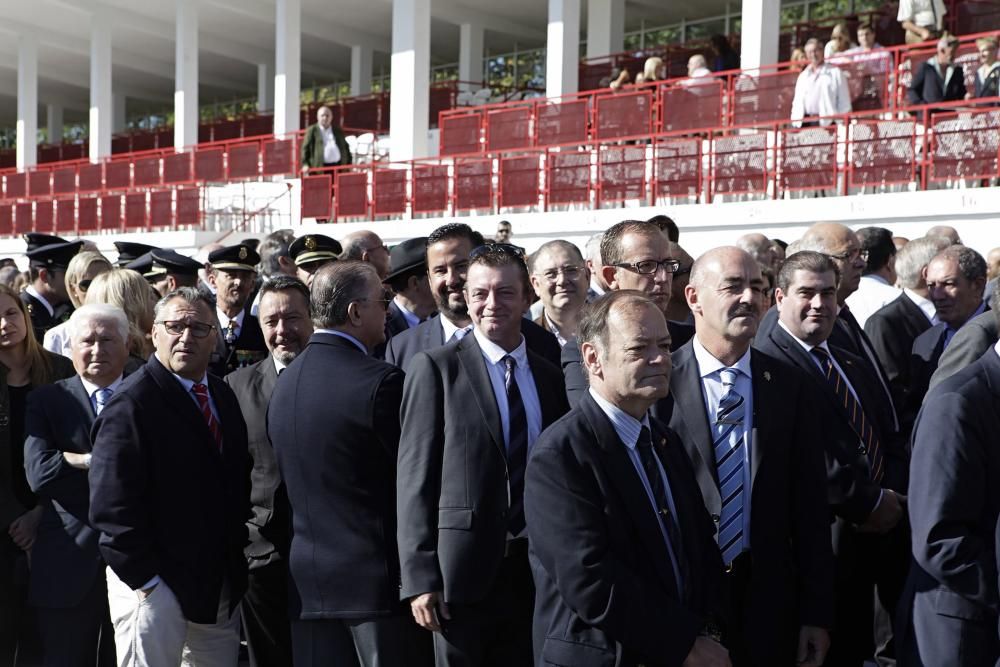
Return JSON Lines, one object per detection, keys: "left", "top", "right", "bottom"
{"left": 0, "top": 215, "right": 999, "bottom": 667}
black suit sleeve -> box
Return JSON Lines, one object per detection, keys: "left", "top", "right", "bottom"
{"left": 561, "top": 339, "right": 588, "bottom": 408}
{"left": 526, "top": 439, "right": 703, "bottom": 665}
{"left": 373, "top": 368, "right": 404, "bottom": 458}
{"left": 24, "top": 391, "right": 89, "bottom": 520}
{"left": 89, "top": 396, "right": 160, "bottom": 590}
{"left": 908, "top": 64, "right": 928, "bottom": 105}
{"left": 396, "top": 353, "right": 446, "bottom": 599}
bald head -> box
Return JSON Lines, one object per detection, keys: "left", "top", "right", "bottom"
{"left": 798, "top": 223, "right": 864, "bottom": 302}
{"left": 925, "top": 225, "right": 962, "bottom": 245}
{"left": 736, "top": 233, "right": 776, "bottom": 268}
{"left": 988, "top": 247, "right": 1000, "bottom": 281}
{"left": 687, "top": 247, "right": 765, "bottom": 360}
{"left": 341, "top": 230, "right": 390, "bottom": 279}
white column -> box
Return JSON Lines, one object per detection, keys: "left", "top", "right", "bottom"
{"left": 257, "top": 62, "right": 273, "bottom": 111}
{"left": 112, "top": 93, "right": 127, "bottom": 133}
{"left": 90, "top": 10, "right": 112, "bottom": 162}
{"left": 546, "top": 0, "right": 580, "bottom": 98}
{"left": 390, "top": 0, "right": 430, "bottom": 161}
{"left": 274, "top": 0, "right": 301, "bottom": 137}
{"left": 740, "top": 0, "right": 780, "bottom": 71}
{"left": 458, "top": 23, "right": 484, "bottom": 90}
{"left": 585, "top": 0, "right": 624, "bottom": 59}
{"left": 46, "top": 104, "right": 63, "bottom": 146}
{"left": 17, "top": 34, "right": 38, "bottom": 170}
{"left": 175, "top": 0, "right": 198, "bottom": 151}
{"left": 350, "top": 45, "right": 373, "bottom": 96}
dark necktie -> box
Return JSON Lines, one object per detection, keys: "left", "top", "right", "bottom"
{"left": 811, "top": 347, "right": 884, "bottom": 482}
{"left": 637, "top": 425, "right": 688, "bottom": 594}
{"left": 192, "top": 383, "right": 223, "bottom": 452}
{"left": 503, "top": 355, "right": 528, "bottom": 536}
{"left": 713, "top": 368, "right": 747, "bottom": 565}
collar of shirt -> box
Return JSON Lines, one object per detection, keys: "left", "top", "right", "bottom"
{"left": 947, "top": 301, "right": 987, "bottom": 340}
{"left": 217, "top": 308, "right": 246, "bottom": 332}
{"left": 319, "top": 125, "right": 334, "bottom": 139}
{"left": 994, "top": 338, "right": 1000, "bottom": 361}
{"left": 543, "top": 312, "right": 568, "bottom": 347}
{"left": 440, "top": 314, "right": 467, "bottom": 342}
{"left": 473, "top": 327, "right": 528, "bottom": 368}
{"left": 80, "top": 374, "right": 125, "bottom": 401}
{"left": 691, "top": 334, "right": 752, "bottom": 380}
{"left": 172, "top": 371, "right": 209, "bottom": 394}
{"left": 864, "top": 274, "right": 890, "bottom": 286}
{"left": 392, "top": 297, "right": 422, "bottom": 329}
{"left": 273, "top": 355, "right": 287, "bottom": 375}
{"left": 903, "top": 288, "right": 938, "bottom": 325}
{"left": 778, "top": 320, "right": 830, "bottom": 357}
{"left": 25, "top": 285, "right": 55, "bottom": 317}
{"left": 588, "top": 387, "right": 650, "bottom": 450}
{"left": 314, "top": 328, "right": 368, "bottom": 355}
{"left": 589, "top": 277, "right": 605, "bottom": 297}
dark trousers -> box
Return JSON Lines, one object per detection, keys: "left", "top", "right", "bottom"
{"left": 722, "top": 552, "right": 798, "bottom": 667}
{"left": 1, "top": 536, "right": 42, "bottom": 666}
{"left": 242, "top": 559, "right": 293, "bottom": 667}
{"left": 825, "top": 521, "right": 909, "bottom": 667}
{"left": 291, "top": 610, "right": 430, "bottom": 667}
{"left": 432, "top": 541, "right": 534, "bottom": 667}
{"left": 35, "top": 574, "right": 115, "bottom": 667}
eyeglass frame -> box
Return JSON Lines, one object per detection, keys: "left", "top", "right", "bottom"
{"left": 154, "top": 319, "right": 218, "bottom": 338}
{"left": 534, "top": 264, "right": 585, "bottom": 283}
{"left": 613, "top": 258, "right": 682, "bottom": 275}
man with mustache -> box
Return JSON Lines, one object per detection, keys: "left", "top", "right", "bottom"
{"left": 208, "top": 244, "right": 268, "bottom": 375}
{"left": 755, "top": 251, "right": 908, "bottom": 667}
{"left": 668, "top": 246, "right": 834, "bottom": 666}
{"left": 528, "top": 241, "right": 590, "bottom": 347}
{"left": 384, "top": 224, "right": 559, "bottom": 371}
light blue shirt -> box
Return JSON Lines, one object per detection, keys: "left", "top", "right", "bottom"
{"left": 589, "top": 388, "right": 683, "bottom": 594}
{"left": 314, "top": 328, "right": 369, "bottom": 355}
{"left": 691, "top": 336, "right": 753, "bottom": 547}
{"left": 80, "top": 375, "right": 124, "bottom": 415}
{"left": 392, "top": 297, "right": 422, "bottom": 329}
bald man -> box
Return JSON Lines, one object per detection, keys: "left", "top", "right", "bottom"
{"left": 925, "top": 225, "right": 962, "bottom": 245}
{"left": 341, "top": 231, "right": 391, "bottom": 280}
{"left": 736, "top": 233, "right": 778, "bottom": 271}
{"left": 669, "top": 247, "right": 833, "bottom": 667}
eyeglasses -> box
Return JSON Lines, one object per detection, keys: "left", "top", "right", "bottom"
{"left": 614, "top": 258, "right": 681, "bottom": 275}
{"left": 674, "top": 265, "right": 692, "bottom": 277}
{"left": 360, "top": 288, "right": 393, "bottom": 310}
{"left": 156, "top": 320, "right": 217, "bottom": 338}
{"left": 470, "top": 243, "right": 526, "bottom": 260}
{"left": 537, "top": 265, "right": 583, "bottom": 283}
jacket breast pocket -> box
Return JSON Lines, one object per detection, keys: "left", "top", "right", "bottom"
{"left": 438, "top": 508, "right": 473, "bottom": 530}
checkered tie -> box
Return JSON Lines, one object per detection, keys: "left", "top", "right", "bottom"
{"left": 714, "top": 368, "right": 746, "bottom": 565}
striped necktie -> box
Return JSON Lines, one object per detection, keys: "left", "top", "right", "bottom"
{"left": 811, "top": 347, "right": 884, "bottom": 482}
{"left": 714, "top": 367, "right": 747, "bottom": 566}
{"left": 94, "top": 387, "right": 113, "bottom": 415}
{"left": 192, "top": 383, "right": 223, "bottom": 452}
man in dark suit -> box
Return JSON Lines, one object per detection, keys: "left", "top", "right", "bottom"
{"left": 24, "top": 304, "right": 130, "bottom": 667}
{"left": 269, "top": 262, "right": 427, "bottom": 665}
{"left": 907, "top": 245, "right": 988, "bottom": 421}
{"left": 385, "top": 223, "right": 560, "bottom": 371}
{"left": 928, "top": 302, "right": 999, "bottom": 390}
{"left": 670, "top": 246, "right": 834, "bottom": 666}
{"left": 864, "top": 236, "right": 950, "bottom": 412}
{"left": 376, "top": 237, "right": 435, "bottom": 359}
{"left": 21, "top": 236, "right": 84, "bottom": 342}
{"left": 208, "top": 243, "right": 268, "bottom": 375}
{"left": 527, "top": 290, "right": 730, "bottom": 667}
{"left": 900, "top": 343, "right": 1000, "bottom": 666}
{"left": 225, "top": 276, "right": 314, "bottom": 667}
{"left": 755, "top": 251, "right": 909, "bottom": 666}
{"left": 907, "top": 35, "right": 968, "bottom": 106}
{"left": 562, "top": 220, "right": 694, "bottom": 415}
{"left": 89, "top": 287, "right": 250, "bottom": 665}
{"left": 397, "top": 245, "right": 569, "bottom": 666}
{"left": 527, "top": 240, "right": 590, "bottom": 347}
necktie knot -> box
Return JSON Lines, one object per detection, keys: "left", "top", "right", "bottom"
{"left": 191, "top": 383, "right": 223, "bottom": 451}
{"left": 453, "top": 325, "right": 473, "bottom": 341}
{"left": 192, "top": 383, "right": 209, "bottom": 399}
{"left": 94, "top": 387, "right": 113, "bottom": 414}
{"left": 719, "top": 367, "right": 739, "bottom": 388}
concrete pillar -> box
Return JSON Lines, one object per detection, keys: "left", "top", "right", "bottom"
{"left": 274, "top": 0, "right": 301, "bottom": 137}
{"left": 90, "top": 10, "right": 112, "bottom": 162}
{"left": 112, "top": 93, "right": 127, "bottom": 133}
{"left": 175, "top": 0, "right": 199, "bottom": 151}
{"left": 458, "top": 23, "right": 484, "bottom": 89}
{"left": 17, "top": 34, "right": 38, "bottom": 169}
{"left": 257, "top": 62, "right": 273, "bottom": 111}
{"left": 740, "top": 0, "right": 780, "bottom": 71}
{"left": 546, "top": 0, "right": 580, "bottom": 98}
{"left": 46, "top": 104, "right": 63, "bottom": 146}
{"left": 350, "top": 45, "right": 373, "bottom": 96}
{"left": 585, "top": 0, "right": 624, "bottom": 60}
{"left": 389, "top": 0, "right": 430, "bottom": 161}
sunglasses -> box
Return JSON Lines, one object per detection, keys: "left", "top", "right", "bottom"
{"left": 78, "top": 279, "right": 93, "bottom": 291}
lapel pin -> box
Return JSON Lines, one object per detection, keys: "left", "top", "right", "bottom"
{"left": 763, "top": 371, "right": 771, "bottom": 381}
{"left": 660, "top": 437, "right": 667, "bottom": 446}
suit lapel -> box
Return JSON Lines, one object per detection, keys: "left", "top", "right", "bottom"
{"left": 669, "top": 345, "right": 720, "bottom": 509}
{"left": 146, "top": 357, "right": 223, "bottom": 462}
{"left": 430, "top": 315, "right": 446, "bottom": 347}
{"left": 256, "top": 356, "right": 277, "bottom": 400}
{"left": 580, "top": 394, "right": 680, "bottom": 598}
{"left": 748, "top": 350, "right": 779, "bottom": 492}
{"left": 457, "top": 336, "right": 505, "bottom": 459}
{"left": 66, "top": 376, "right": 97, "bottom": 433}
{"left": 527, "top": 350, "right": 561, "bottom": 428}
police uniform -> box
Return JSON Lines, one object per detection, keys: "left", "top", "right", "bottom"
{"left": 21, "top": 239, "right": 84, "bottom": 342}
{"left": 288, "top": 234, "right": 341, "bottom": 274}
{"left": 113, "top": 241, "right": 159, "bottom": 268}
{"left": 127, "top": 249, "right": 203, "bottom": 298}
{"left": 209, "top": 244, "right": 268, "bottom": 376}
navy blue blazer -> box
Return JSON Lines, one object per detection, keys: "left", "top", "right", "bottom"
{"left": 864, "top": 293, "right": 934, "bottom": 412}
{"left": 907, "top": 60, "right": 968, "bottom": 106}
{"left": 901, "top": 348, "right": 1000, "bottom": 665}
{"left": 526, "top": 392, "right": 723, "bottom": 667}
{"left": 89, "top": 355, "right": 251, "bottom": 624}
{"left": 24, "top": 376, "right": 103, "bottom": 608}
{"left": 268, "top": 332, "right": 406, "bottom": 619}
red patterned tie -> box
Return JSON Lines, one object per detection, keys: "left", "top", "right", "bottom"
{"left": 191, "top": 383, "right": 223, "bottom": 451}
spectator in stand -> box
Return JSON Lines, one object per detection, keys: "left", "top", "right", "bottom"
{"left": 908, "top": 34, "right": 967, "bottom": 106}
{"left": 897, "top": 0, "right": 946, "bottom": 44}
{"left": 737, "top": 233, "right": 779, "bottom": 272}
{"left": 848, "top": 22, "right": 884, "bottom": 54}
{"left": 824, "top": 21, "right": 858, "bottom": 59}
{"left": 791, "top": 39, "right": 852, "bottom": 126}
{"left": 686, "top": 54, "right": 712, "bottom": 79}
{"left": 680, "top": 55, "right": 715, "bottom": 93}
{"left": 43, "top": 251, "right": 113, "bottom": 357}
{"left": 637, "top": 56, "right": 664, "bottom": 85}
{"left": 710, "top": 34, "right": 740, "bottom": 72}
{"left": 300, "top": 105, "right": 352, "bottom": 172}
{"left": 790, "top": 47, "right": 808, "bottom": 73}
{"left": 972, "top": 36, "right": 1000, "bottom": 98}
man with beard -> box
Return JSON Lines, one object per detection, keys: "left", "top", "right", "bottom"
{"left": 528, "top": 241, "right": 590, "bottom": 347}
{"left": 384, "top": 224, "right": 560, "bottom": 371}
{"left": 225, "top": 277, "right": 313, "bottom": 667}
{"left": 209, "top": 244, "right": 268, "bottom": 375}
{"left": 669, "top": 247, "right": 833, "bottom": 666}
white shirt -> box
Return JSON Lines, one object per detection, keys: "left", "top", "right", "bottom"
{"left": 217, "top": 308, "right": 246, "bottom": 339}
{"left": 588, "top": 387, "right": 684, "bottom": 594}
{"left": 824, "top": 40, "right": 858, "bottom": 59}
{"left": 25, "top": 285, "right": 55, "bottom": 317}
{"left": 903, "top": 288, "right": 938, "bottom": 325}
{"left": 392, "top": 297, "right": 421, "bottom": 330}
{"left": 543, "top": 312, "right": 568, "bottom": 347}
{"left": 846, "top": 275, "right": 902, "bottom": 328}
{"left": 897, "top": 0, "right": 946, "bottom": 29}
{"left": 273, "top": 356, "right": 287, "bottom": 376}
{"left": 691, "top": 336, "right": 754, "bottom": 546}
{"left": 320, "top": 126, "right": 342, "bottom": 165}
{"left": 791, "top": 63, "right": 852, "bottom": 126}
{"left": 43, "top": 320, "right": 73, "bottom": 358}
{"left": 314, "top": 328, "right": 368, "bottom": 354}
{"left": 80, "top": 374, "right": 125, "bottom": 414}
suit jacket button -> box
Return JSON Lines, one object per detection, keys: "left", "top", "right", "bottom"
{"left": 858, "top": 444, "right": 867, "bottom": 454}
{"left": 711, "top": 514, "right": 720, "bottom": 523}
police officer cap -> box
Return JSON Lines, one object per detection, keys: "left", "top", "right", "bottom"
{"left": 114, "top": 241, "right": 160, "bottom": 267}
{"left": 288, "top": 234, "right": 342, "bottom": 268}
{"left": 209, "top": 244, "right": 260, "bottom": 272}
{"left": 27, "top": 240, "right": 84, "bottom": 270}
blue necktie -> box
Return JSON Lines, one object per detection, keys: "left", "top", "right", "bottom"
{"left": 714, "top": 368, "right": 746, "bottom": 565}
{"left": 94, "top": 387, "right": 113, "bottom": 415}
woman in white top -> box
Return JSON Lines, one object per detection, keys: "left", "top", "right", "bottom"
{"left": 42, "top": 251, "right": 111, "bottom": 357}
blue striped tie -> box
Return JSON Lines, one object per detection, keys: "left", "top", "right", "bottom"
{"left": 714, "top": 367, "right": 746, "bottom": 566}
